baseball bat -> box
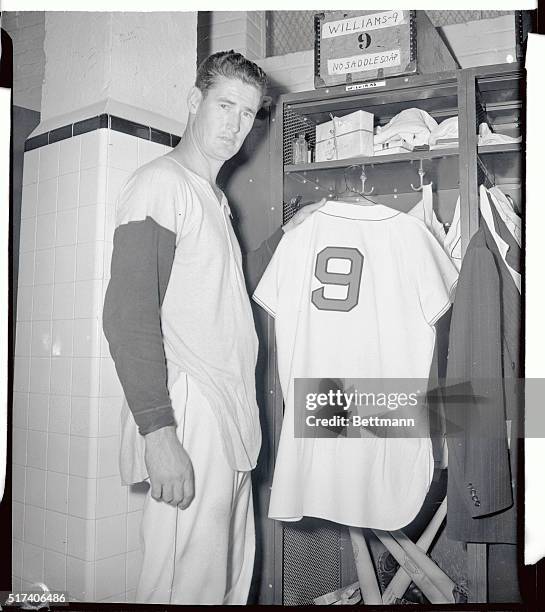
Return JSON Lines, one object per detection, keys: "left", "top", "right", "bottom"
{"left": 382, "top": 497, "right": 448, "bottom": 604}
{"left": 348, "top": 527, "right": 382, "bottom": 605}
{"left": 372, "top": 527, "right": 454, "bottom": 604}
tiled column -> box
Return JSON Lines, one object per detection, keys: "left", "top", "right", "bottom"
{"left": 13, "top": 11, "right": 197, "bottom": 603}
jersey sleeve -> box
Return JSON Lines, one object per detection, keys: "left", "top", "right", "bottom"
{"left": 252, "top": 233, "right": 286, "bottom": 318}
{"left": 103, "top": 163, "right": 185, "bottom": 436}
{"left": 414, "top": 223, "right": 459, "bottom": 326}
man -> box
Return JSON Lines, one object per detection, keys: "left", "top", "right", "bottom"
{"left": 102, "top": 50, "right": 322, "bottom": 605}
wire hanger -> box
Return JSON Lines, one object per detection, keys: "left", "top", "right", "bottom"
{"left": 337, "top": 164, "right": 376, "bottom": 203}
{"left": 410, "top": 159, "right": 433, "bottom": 192}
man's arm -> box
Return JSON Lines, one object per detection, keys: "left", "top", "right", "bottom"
{"left": 244, "top": 199, "right": 326, "bottom": 293}
{"left": 103, "top": 217, "right": 194, "bottom": 508}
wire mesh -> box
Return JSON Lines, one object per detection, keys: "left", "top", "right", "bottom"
{"left": 283, "top": 106, "right": 317, "bottom": 167}
{"left": 283, "top": 520, "right": 342, "bottom": 605}
{"left": 266, "top": 10, "right": 317, "bottom": 57}
{"left": 425, "top": 10, "right": 513, "bottom": 28}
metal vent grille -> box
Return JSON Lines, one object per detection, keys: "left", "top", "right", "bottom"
{"left": 425, "top": 10, "right": 513, "bottom": 27}
{"left": 283, "top": 519, "right": 342, "bottom": 605}
{"left": 266, "top": 10, "right": 317, "bottom": 57}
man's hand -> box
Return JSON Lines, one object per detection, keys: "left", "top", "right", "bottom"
{"left": 144, "top": 426, "right": 195, "bottom": 509}
{"left": 282, "top": 198, "right": 327, "bottom": 233}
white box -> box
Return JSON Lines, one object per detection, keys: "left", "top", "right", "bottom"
{"left": 315, "top": 110, "right": 374, "bottom": 162}
{"left": 373, "top": 137, "right": 414, "bottom": 156}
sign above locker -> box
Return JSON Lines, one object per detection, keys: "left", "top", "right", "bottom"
{"left": 314, "top": 10, "right": 457, "bottom": 90}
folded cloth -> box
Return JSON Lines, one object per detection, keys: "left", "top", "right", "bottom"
{"left": 375, "top": 108, "right": 438, "bottom": 148}
{"left": 478, "top": 123, "right": 522, "bottom": 146}
{"left": 429, "top": 116, "right": 459, "bottom": 147}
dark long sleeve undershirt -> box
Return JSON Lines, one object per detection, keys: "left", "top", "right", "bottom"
{"left": 103, "top": 220, "right": 284, "bottom": 436}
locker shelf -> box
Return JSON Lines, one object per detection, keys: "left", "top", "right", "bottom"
{"left": 284, "top": 148, "right": 459, "bottom": 173}
{"left": 477, "top": 143, "right": 522, "bottom": 155}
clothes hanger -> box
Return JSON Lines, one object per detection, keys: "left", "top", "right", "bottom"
{"left": 410, "top": 159, "right": 433, "bottom": 191}
{"left": 336, "top": 164, "right": 377, "bottom": 205}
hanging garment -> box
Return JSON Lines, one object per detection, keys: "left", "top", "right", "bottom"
{"left": 407, "top": 183, "right": 447, "bottom": 246}
{"left": 253, "top": 201, "right": 459, "bottom": 529}
{"left": 479, "top": 185, "right": 521, "bottom": 293}
{"left": 445, "top": 216, "right": 521, "bottom": 544}
{"left": 443, "top": 197, "right": 462, "bottom": 271}
{"left": 488, "top": 186, "right": 521, "bottom": 247}
{"left": 407, "top": 184, "right": 462, "bottom": 271}
{"left": 374, "top": 108, "right": 439, "bottom": 148}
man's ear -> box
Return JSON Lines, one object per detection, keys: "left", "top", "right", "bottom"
{"left": 187, "top": 86, "right": 203, "bottom": 115}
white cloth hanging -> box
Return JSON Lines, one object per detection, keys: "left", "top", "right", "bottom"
{"left": 443, "top": 197, "right": 462, "bottom": 271}
{"left": 479, "top": 185, "right": 521, "bottom": 293}
{"left": 407, "top": 183, "right": 446, "bottom": 246}
{"left": 488, "top": 186, "right": 521, "bottom": 247}
{"left": 407, "top": 184, "right": 461, "bottom": 271}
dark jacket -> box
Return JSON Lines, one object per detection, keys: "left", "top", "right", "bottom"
{"left": 445, "top": 214, "right": 521, "bottom": 544}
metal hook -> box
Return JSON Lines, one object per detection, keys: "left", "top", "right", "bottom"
{"left": 360, "top": 164, "right": 375, "bottom": 195}
{"left": 410, "top": 159, "right": 433, "bottom": 192}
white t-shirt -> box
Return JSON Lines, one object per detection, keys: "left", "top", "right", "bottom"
{"left": 253, "top": 201, "right": 458, "bottom": 529}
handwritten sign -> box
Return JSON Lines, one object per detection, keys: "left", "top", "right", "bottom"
{"left": 322, "top": 10, "right": 406, "bottom": 39}
{"left": 328, "top": 50, "right": 401, "bottom": 76}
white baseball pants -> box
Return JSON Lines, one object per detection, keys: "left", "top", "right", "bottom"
{"left": 135, "top": 379, "right": 255, "bottom": 605}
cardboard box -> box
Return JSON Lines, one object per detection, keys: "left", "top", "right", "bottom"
{"left": 315, "top": 110, "right": 374, "bottom": 162}
{"left": 373, "top": 137, "right": 414, "bottom": 155}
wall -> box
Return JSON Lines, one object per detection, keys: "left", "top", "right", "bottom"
{"left": 12, "top": 11, "right": 197, "bottom": 601}
{"left": 197, "top": 11, "right": 265, "bottom": 64}
{"left": 41, "top": 12, "right": 197, "bottom": 126}
{"left": 13, "top": 123, "right": 173, "bottom": 602}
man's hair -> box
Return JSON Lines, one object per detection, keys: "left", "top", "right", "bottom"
{"left": 195, "top": 50, "right": 267, "bottom": 98}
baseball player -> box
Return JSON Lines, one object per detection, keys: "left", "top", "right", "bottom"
{"left": 103, "top": 51, "right": 322, "bottom": 605}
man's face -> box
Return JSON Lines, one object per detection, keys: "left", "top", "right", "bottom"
{"left": 191, "top": 75, "right": 262, "bottom": 162}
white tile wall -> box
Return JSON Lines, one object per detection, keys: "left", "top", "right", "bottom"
{"left": 57, "top": 172, "right": 79, "bottom": 211}
{"left": 17, "top": 286, "right": 34, "bottom": 321}
{"left": 22, "top": 148, "right": 39, "bottom": 185}
{"left": 45, "top": 471, "right": 68, "bottom": 514}
{"left": 68, "top": 474, "right": 97, "bottom": 520}
{"left": 67, "top": 516, "right": 96, "bottom": 561}
{"left": 15, "top": 127, "right": 162, "bottom": 599}
{"left": 45, "top": 510, "right": 68, "bottom": 554}
{"left": 94, "top": 554, "right": 126, "bottom": 601}
{"left": 48, "top": 395, "right": 71, "bottom": 434}
{"left": 24, "top": 505, "right": 46, "bottom": 548}
{"left": 28, "top": 393, "right": 49, "bottom": 431}
{"left": 25, "top": 467, "right": 46, "bottom": 508}
{"left": 13, "top": 392, "right": 29, "bottom": 429}
{"left": 34, "top": 248, "right": 55, "bottom": 285}
{"left": 70, "top": 397, "right": 99, "bottom": 437}
{"left": 95, "top": 514, "right": 127, "bottom": 560}
{"left": 21, "top": 183, "right": 38, "bottom": 219}
{"left": 44, "top": 550, "right": 67, "bottom": 591}
{"left": 67, "top": 556, "right": 95, "bottom": 601}
{"left": 13, "top": 502, "right": 25, "bottom": 540}
{"left": 47, "top": 432, "right": 70, "bottom": 473}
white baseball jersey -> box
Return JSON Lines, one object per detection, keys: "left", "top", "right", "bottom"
{"left": 253, "top": 201, "right": 459, "bottom": 529}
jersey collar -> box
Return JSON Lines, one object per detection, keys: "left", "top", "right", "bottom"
{"left": 321, "top": 200, "right": 401, "bottom": 221}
